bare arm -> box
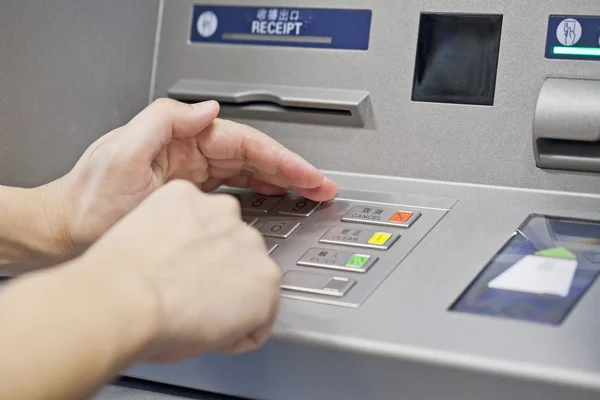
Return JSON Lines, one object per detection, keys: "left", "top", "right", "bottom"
{"left": 0, "top": 184, "right": 70, "bottom": 270}
{"left": 0, "top": 99, "right": 335, "bottom": 398}
{"left": 0, "top": 261, "right": 156, "bottom": 400}
{"left": 0, "top": 181, "right": 280, "bottom": 400}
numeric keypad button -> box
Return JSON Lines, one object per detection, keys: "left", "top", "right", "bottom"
{"left": 276, "top": 196, "right": 321, "bottom": 217}
{"left": 240, "top": 194, "right": 283, "bottom": 213}
{"left": 258, "top": 220, "right": 301, "bottom": 239}
{"left": 242, "top": 216, "right": 258, "bottom": 226}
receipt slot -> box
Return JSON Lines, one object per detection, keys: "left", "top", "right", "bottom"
{"left": 125, "top": 2, "right": 600, "bottom": 400}
{"left": 167, "top": 79, "right": 372, "bottom": 127}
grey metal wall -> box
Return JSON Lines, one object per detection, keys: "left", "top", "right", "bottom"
{"left": 153, "top": 0, "right": 600, "bottom": 195}
{"left": 0, "top": 0, "right": 160, "bottom": 187}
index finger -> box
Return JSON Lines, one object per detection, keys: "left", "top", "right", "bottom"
{"left": 196, "top": 119, "right": 338, "bottom": 200}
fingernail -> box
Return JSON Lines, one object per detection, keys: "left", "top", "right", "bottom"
{"left": 192, "top": 100, "right": 218, "bottom": 111}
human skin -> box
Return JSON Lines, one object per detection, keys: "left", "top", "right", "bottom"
{"left": 0, "top": 99, "right": 337, "bottom": 399}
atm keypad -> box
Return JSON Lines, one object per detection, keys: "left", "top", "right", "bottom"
{"left": 221, "top": 189, "right": 447, "bottom": 307}
{"left": 341, "top": 205, "right": 421, "bottom": 228}
{"left": 319, "top": 226, "right": 399, "bottom": 250}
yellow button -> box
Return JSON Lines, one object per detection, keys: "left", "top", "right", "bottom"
{"left": 368, "top": 232, "right": 392, "bottom": 245}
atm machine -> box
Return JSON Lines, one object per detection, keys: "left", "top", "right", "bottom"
{"left": 115, "top": 1, "right": 600, "bottom": 399}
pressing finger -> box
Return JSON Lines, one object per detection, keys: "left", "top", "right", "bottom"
{"left": 196, "top": 119, "right": 337, "bottom": 199}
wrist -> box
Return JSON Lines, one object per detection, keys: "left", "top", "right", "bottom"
{"left": 0, "top": 181, "right": 74, "bottom": 267}
{"left": 72, "top": 253, "right": 163, "bottom": 362}
{"left": 34, "top": 178, "right": 76, "bottom": 261}
{"left": 0, "top": 258, "right": 161, "bottom": 398}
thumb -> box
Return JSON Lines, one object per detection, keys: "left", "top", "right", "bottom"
{"left": 118, "top": 98, "right": 219, "bottom": 165}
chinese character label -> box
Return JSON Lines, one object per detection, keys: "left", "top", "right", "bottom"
{"left": 278, "top": 9, "right": 289, "bottom": 21}
{"left": 256, "top": 8, "right": 268, "bottom": 21}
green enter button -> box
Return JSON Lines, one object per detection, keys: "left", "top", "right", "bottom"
{"left": 346, "top": 254, "right": 371, "bottom": 268}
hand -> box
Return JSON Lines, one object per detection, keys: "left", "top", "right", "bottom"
{"left": 0, "top": 180, "right": 280, "bottom": 400}
{"left": 53, "top": 98, "right": 337, "bottom": 255}
{"left": 79, "top": 179, "right": 281, "bottom": 361}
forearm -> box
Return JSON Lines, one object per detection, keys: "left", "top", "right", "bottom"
{"left": 0, "top": 183, "right": 72, "bottom": 268}
{"left": 0, "top": 260, "right": 157, "bottom": 400}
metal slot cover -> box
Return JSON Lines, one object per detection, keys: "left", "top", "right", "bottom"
{"left": 167, "top": 79, "right": 371, "bottom": 127}
{"left": 533, "top": 78, "right": 600, "bottom": 172}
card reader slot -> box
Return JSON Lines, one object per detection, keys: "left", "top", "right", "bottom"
{"left": 167, "top": 79, "right": 371, "bottom": 127}
{"left": 535, "top": 139, "right": 600, "bottom": 173}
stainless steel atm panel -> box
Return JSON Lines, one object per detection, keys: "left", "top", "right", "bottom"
{"left": 125, "top": 1, "right": 600, "bottom": 399}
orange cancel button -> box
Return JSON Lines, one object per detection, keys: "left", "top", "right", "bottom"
{"left": 390, "top": 211, "right": 414, "bottom": 223}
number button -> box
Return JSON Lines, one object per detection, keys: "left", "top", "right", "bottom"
{"left": 269, "top": 222, "right": 285, "bottom": 233}
{"left": 242, "top": 216, "right": 258, "bottom": 226}
{"left": 252, "top": 197, "right": 266, "bottom": 207}
{"left": 276, "top": 196, "right": 321, "bottom": 217}
{"left": 292, "top": 200, "right": 307, "bottom": 212}
{"left": 240, "top": 194, "right": 282, "bottom": 213}
{"left": 259, "top": 220, "right": 301, "bottom": 239}
{"left": 265, "top": 241, "right": 279, "bottom": 256}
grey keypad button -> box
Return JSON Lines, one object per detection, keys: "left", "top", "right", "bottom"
{"left": 319, "top": 226, "right": 399, "bottom": 250}
{"left": 265, "top": 242, "right": 279, "bottom": 255}
{"left": 240, "top": 194, "right": 283, "bottom": 213}
{"left": 276, "top": 196, "right": 321, "bottom": 217}
{"left": 297, "top": 248, "right": 378, "bottom": 273}
{"left": 242, "top": 216, "right": 258, "bottom": 226}
{"left": 259, "top": 220, "right": 301, "bottom": 239}
{"left": 341, "top": 205, "right": 421, "bottom": 228}
{"left": 280, "top": 271, "right": 356, "bottom": 297}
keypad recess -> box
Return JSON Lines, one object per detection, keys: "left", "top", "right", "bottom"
{"left": 215, "top": 188, "right": 449, "bottom": 307}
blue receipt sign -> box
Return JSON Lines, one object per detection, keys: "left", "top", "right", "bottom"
{"left": 190, "top": 5, "right": 372, "bottom": 50}
{"left": 545, "top": 15, "right": 600, "bottom": 60}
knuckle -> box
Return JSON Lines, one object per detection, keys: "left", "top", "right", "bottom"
{"left": 236, "top": 122, "right": 252, "bottom": 132}
{"left": 151, "top": 97, "right": 179, "bottom": 110}
{"left": 249, "top": 290, "right": 275, "bottom": 325}
{"left": 251, "top": 333, "right": 269, "bottom": 350}
{"left": 256, "top": 307, "right": 273, "bottom": 328}
{"left": 233, "top": 121, "right": 256, "bottom": 136}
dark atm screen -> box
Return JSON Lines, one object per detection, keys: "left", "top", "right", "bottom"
{"left": 412, "top": 13, "right": 503, "bottom": 106}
